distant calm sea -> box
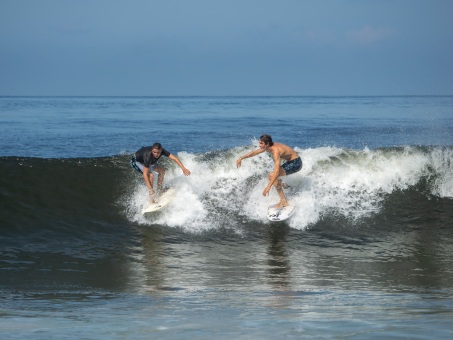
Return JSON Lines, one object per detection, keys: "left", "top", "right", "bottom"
{"left": 1, "top": 96, "right": 452, "bottom": 339}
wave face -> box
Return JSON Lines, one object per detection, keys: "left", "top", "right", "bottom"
{"left": 2, "top": 145, "right": 451, "bottom": 240}
{"left": 0, "top": 156, "right": 135, "bottom": 257}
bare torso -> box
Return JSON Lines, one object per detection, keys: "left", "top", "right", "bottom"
{"left": 268, "top": 142, "right": 298, "bottom": 161}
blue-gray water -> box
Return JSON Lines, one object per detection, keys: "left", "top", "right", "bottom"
{"left": 1, "top": 96, "right": 453, "bottom": 339}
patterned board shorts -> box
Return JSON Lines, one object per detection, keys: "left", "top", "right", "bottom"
{"left": 130, "top": 157, "right": 143, "bottom": 173}
{"left": 130, "top": 157, "right": 157, "bottom": 174}
{"left": 282, "top": 157, "right": 302, "bottom": 175}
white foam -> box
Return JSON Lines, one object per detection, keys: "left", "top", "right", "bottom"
{"left": 124, "top": 146, "right": 452, "bottom": 231}
{"left": 431, "top": 148, "right": 453, "bottom": 198}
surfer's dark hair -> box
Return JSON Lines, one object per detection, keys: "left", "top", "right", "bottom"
{"left": 152, "top": 142, "right": 163, "bottom": 150}
{"left": 259, "top": 134, "right": 274, "bottom": 146}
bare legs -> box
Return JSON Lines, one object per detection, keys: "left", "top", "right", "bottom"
{"left": 154, "top": 166, "right": 165, "bottom": 190}
{"left": 268, "top": 170, "right": 288, "bottom": 208}
{"left": 147, "top": 166, "right": 166, "bottom": 203}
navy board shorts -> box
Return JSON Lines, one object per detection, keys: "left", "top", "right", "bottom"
{"left": 282, "top": 157, "right": 302, "bottom": 175}
{"left": 130, "top": 157, "right": 142, "bottom": 173}
{"left": 130, "top": 156, "right": 157, "bottom": 174}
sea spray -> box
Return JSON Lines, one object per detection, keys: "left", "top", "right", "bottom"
{"left": 125, "top": 145, "right": 453, "bottom": 231}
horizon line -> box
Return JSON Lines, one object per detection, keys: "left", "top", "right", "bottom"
{"left": 1, "top": 94, "right": 452, "bottom": 98}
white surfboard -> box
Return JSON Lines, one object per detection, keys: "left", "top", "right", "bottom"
{"left": 267, "top": 204, "right": 295, "bottom": 222}
{"left": 142, "top": 188, "right": 176, "bottom": 215}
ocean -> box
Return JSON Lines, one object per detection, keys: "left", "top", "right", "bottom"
{"left": 1, "top": 96, "right": 452, "bottom": 339}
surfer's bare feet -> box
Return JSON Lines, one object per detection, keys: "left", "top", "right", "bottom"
{"left": 149, "top": 191, "right": 158, "bottom": 204}
{"left": 275, "top": 201, "right": 289, "bottom": 209}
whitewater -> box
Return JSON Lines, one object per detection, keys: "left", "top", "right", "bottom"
{"left": 124, "top": 144, "right": 453, "bottom": 231}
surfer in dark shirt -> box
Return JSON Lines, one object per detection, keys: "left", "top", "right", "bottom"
{"left": 131, "top": 143, "right": 191, "bottom": 203}
{"left": 236, "top": 134, "right": 302, "bottom": 208}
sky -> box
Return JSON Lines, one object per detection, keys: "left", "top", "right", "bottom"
{"left": 1, "top": 0, "right": 452, "bottom": 96}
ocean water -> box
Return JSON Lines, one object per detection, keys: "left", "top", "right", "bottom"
{"left": 1, "top": 96, "right": 453, "bottom": 339}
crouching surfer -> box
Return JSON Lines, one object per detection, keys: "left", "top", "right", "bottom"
{"left": 131, "top": 143, "right": 191, "bottom": 203}
{"left": 236, "top": 134, "right": 302, "bottom": 208}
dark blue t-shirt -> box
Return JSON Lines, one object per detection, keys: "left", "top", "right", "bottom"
{"left": 134, "top": 146, "right": 170, "bottom": 168}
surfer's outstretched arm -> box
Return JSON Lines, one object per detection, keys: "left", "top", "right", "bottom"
{"left": 169, "top": 154, "right": 191, "bottom": 176}
{"left": 236, "top": 148, "right": 265, "bottom": 168}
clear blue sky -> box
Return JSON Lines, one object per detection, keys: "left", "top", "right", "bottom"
{"left": 1, "top": 0, "right": 452, "bottom": 96}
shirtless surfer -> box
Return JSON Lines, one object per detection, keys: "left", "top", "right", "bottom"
{"left": 236, "top": 134, "right": 302, "bottom": 208}
{"left": 131, "top": 143, "right": 191, "bottom": 203}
